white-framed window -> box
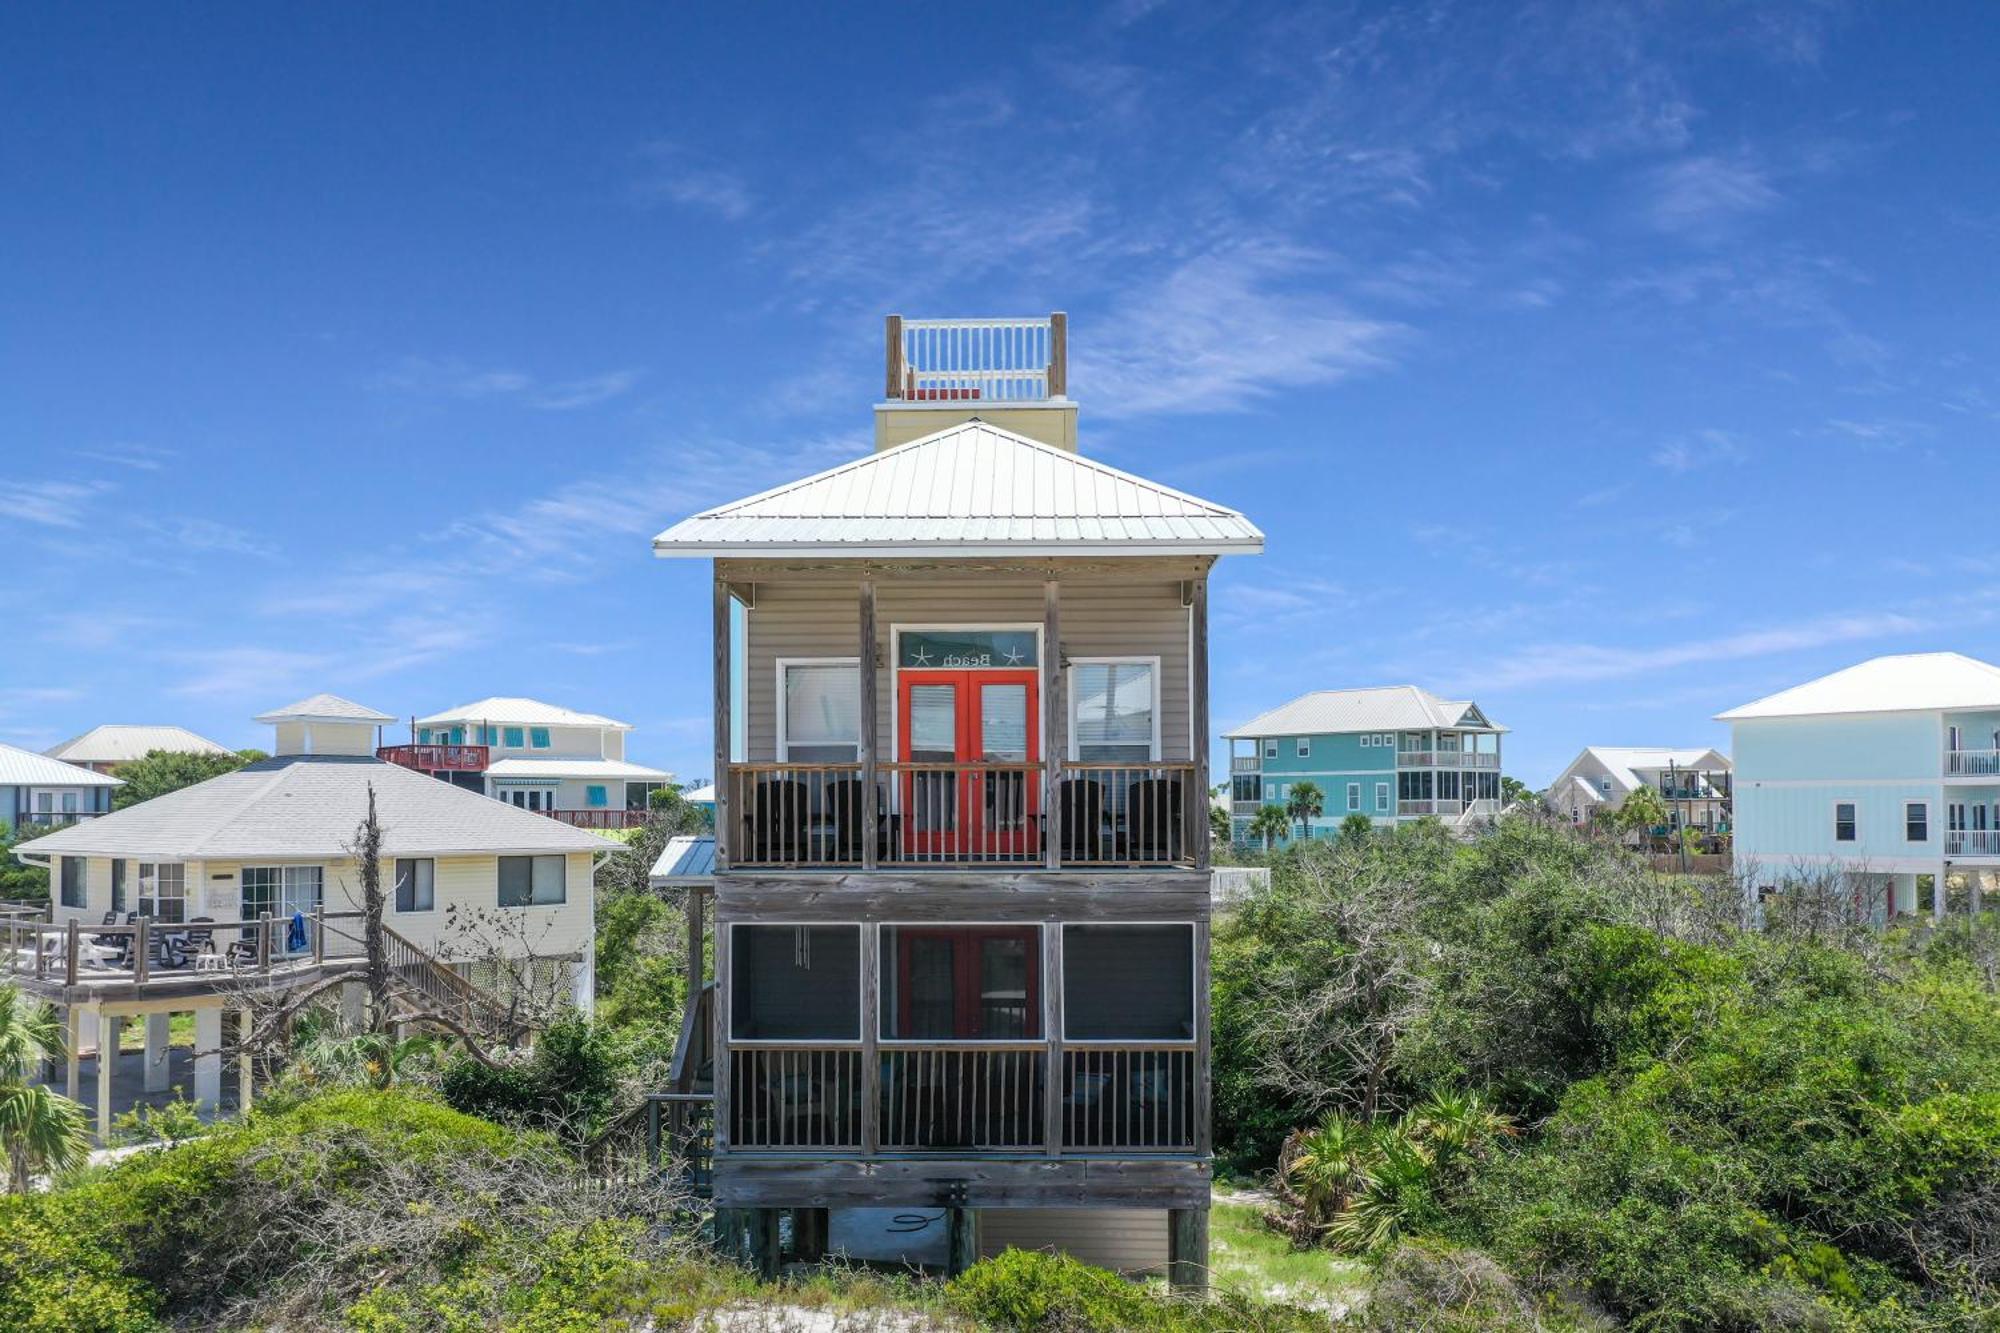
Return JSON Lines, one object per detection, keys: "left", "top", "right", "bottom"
{"left": 1347, "top": 782, "right": 1361, "bottom": 811}
{"left": 498, "top": 855, "right": 566, "bottom": 907}
{"left": 1297, "top": 737, "right": 1310, "bottom": 758}
{"left": 242, "top": 865, "right": 320, "bottom": 927}
{"left": 59, "top": 857, "right": 84, "bottom": 909}
{"left": 503, "top": 726, "right": 524, "bottom": 748}
{"left": 1906, "top": 801, "right": 1929, "bottom": 843}
{"left": 1263, "top": 739, "right": 1279, "bottom": 760}
{"left": 138, "top": 862, "right": 186, "bottom": 923}
{"left": 1376, "top": 782, "right": 1390, "bottom": 812}
{"left": 1069, "top": 657, "right": 1159, "bottom": 762}
{"left": 585, "top": 784, "right": 609, "bottom": 808}
{"left": 1834, "top": 802, "right": 1857, "bottom": 842}
{"left": 530, "top": 727, "right": 551, "bottom": 749}
{"left": 394, "top": 858, "right": 435, "bottom": 913}
{"left": 778, "top": 658, "right": 861, "bottom": 762}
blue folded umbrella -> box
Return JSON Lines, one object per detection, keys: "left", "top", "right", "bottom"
{"left": 287, "top": 911, "right": 308, "bottom": 953}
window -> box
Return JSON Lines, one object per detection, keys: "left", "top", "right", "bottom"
{"left": 138, "top": 863, "right": 186, "bottom": 923}
{"left": 110, "top": 860, "right": 126, "bottom": 914}
{"left": 498, "top": 855, "right": 566, "bottom": 907}
{"left": 242, "top": 866, "right": 320, "bottom": 927}
{"left": 1264, "top": 740, "right": 1279, "bottom": 759}
{"left": 881, "top": 925, "right": 1040, "bottom": 1039}
{"left": 1231, "top": 775, "right": 1259, "bottom": 803}
{"left": 1834, "top": 802, "right": 1857, "bottom": 842}
{"left": 395, "top": 858, "right": 435, "bottom": 913}
{"left": 1063, "top": 924, "right": 1194, "bottom": 1040}
{"left": 1071, "top": 659, "right": 1158, "bottom": 762}
{"left": 729, "top": 924, "right": 860, "bottom": 1040}
{"left": 61, "top": 792, "right": 77, "bottom": 814}
{"left": 530, "top": 727, "right": 550, "bottom": 749}
{"left": 448, "top": 726, "right": 464, "bottom": 744}
{"left": 503, "top": 726, "right": 524, "bottom": 748}
{"left": 780, "top": 660, "right": 860, "bottom": 762}
{"left": 1376, "top": 782, "right": 1390, "bottom": 812}
{"left": 1347, "top": 782, "right": 1361, "bottom": 812}
{"left": 417, "top": 727, "right": 433, "bottom": 744}
{"left": 1297, "top": 737, "right": 1310, "bottom": 758}
{"left": 585, "top": 785, "right": 608, "bottom": 808}
{"left": 60, "top": 857, "right": 84, "bottom": 909}
{"left": 1906, "top": 802, "right": 1929, "bottom": 842}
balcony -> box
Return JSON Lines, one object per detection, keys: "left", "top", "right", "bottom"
{"left": 1947, "top": 830, "right": 2000, "bottom": 857}
{"left": 545, "top": 808, "right": 650, "bottom": 830}
{"left": 1398, "top": 798, "right": 1501, "bottom": 820}
{"left": 1397, "top": 751, "right": 1500, "bottom": 770}
{"left": 722, "top": 760, "right": 1200, "bottom": 869}
{"left": 1229, "top": 755, "right": 1261, "bottom": 774}
{"left": 1946, "top": 748, "right": 2000, "bottom": 778}
{"left": 11, "top": 811, "right": 104, "bottom": 828}
{"left": 886, "top": 314, "right": 1065, "bottom": 404}
{"left": 377, "top": 743, "right": 489, "bottom": 773}
{"left": 725, "top": 1042, "right": 1196, "bottom": 1157}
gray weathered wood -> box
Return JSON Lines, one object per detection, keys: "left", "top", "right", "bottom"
{"left": 885, "top": 314, "right": 904, "bottom": 399}
{"left": 1044, "top": 924, "right": 1064, "bottom": 1158}
{"left": 948, "top": 1208, "right": 982, "bottom": 1275}
{"left": 859, "top": 578, "right": 879, "bottom": 872}
{"left": 714, "top": 574, "right": 733, "bottom": 871}
{"left": 713, "top": 1156, "right": 1210, "bottom": 1209}
{"left": 684, "top": 887, "right": 705, "bottom": 999}
{"left": 1190, "top": 574, "right": 1211, "bottom": 872}
{"left": 1168, "top": 1207, "right": 1209, "bottom": 1290}
{"left": 860, "top": 923, "right": 880, "bottom": 1156}
{"left": 1048, "top": 311, "right": 1067, "bottom": 398}
{"left": 1193, "top": 918, "right": 1213, "bottom": 1157}
{"left": 716, "top": 873, "right": 1212, "bottom": 924}
{"left": 1043, "top": 578, "right": 1063, "bottom": 871}
{"left": 712, "top": 920, "right": 731, "bottom": 1153}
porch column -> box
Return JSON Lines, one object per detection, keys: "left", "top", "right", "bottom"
{"left": 947, "top": 1208, "right": 981, "bottom": 1276}
{"left": 64, "top": 1003, "right": 81, "bottom": 1102}
{"left": 1935, "top": 864, "right": 1948, "bottom": 922}
{"left": 97, "top": 1009, "right": 120, "bottom": 1143}
{"left": 143, "top": 1012, "right": 171, "bottom": 1093}
{"left": 192, "top": 1004, "right": 222, "bottom": 1111}
{"left": 1190, "top": 573, "right": 1211, "bottom": 871}
{"left": 684, "top": 887, "right": 706, "bottom": 999}
{"left": 713, "top": 575, "right": 733, "bottom": 871}
{"left": 859, "top": 577, "right": 879, "bottom": 871}
{"left": 238, "top": 1008, "right": 254, "bottom": 1109}
{"left": 1043, "top": 577, "right": 1063, "bottom": 870}
{"left": 1168, "top": 1207, "right": 1210, "bottom": 1290}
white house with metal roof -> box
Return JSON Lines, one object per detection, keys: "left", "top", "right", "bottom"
{"left": 1, "top": 740, "right": 122, "bottom": 830}
{"left": 46, "top": 724, "right": 236, "bottom": 775}
{"left": 1224, "top": 686, "right": 1506, "bottom": 843}
{"left": 1721, "top": 651, "right": 2000, "bottom": 921}
{"left": 11, "top": 694, "right": 618, "bottom": 1136}
{"left": 382, "top": 696, "right": 671, "bottom": 829}
{"left": 1544, "top": 746, "right": 1732, "bottom": 833}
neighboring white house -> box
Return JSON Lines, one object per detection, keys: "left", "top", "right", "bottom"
{"left": 1544, "top": 746, "right": 1732, "bottom": 832}
{"left": 1, "top": 741, "right": 123, "bottom": 829}
{"left": 1720, "top": 651, "right": 2000, "bottom": 921}
{"left": 46, "top": 724, "right": 236, "bottom": 775}
{"left": 12, "top": 693, "right": 619, "bottom": 1135}
{"left": 387, "top": 697, "right": 671, "bottom": 829}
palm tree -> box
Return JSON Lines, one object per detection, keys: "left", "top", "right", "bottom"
{"left": 1249, "top": 804, "right": 1290, "bottom": 852}
{"left": 1282, "top": 1111, "right": 1373, "bottom": 1230}
{"left": 1286, "top": 780, "right": 1325, "bottom": 843}
{"left": 0, "top": 983, "right": 91, "bottom": 1192}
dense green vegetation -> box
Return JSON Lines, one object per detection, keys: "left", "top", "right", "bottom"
{"left": 110, "top": 748, "right": 265, "bottom": 810}
{"left": 1216, "top": 819, "right": 2000, "bottom": 1329}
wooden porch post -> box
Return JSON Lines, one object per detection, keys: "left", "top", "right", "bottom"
{"left": 684, "top": 887, "right": 705, "bottom": 999}
{"left": 947, "top": 1207, "right": 982, "bottom": 1276}
{"left": 1168, "top": 1207, "right": 1209, "bottom": 1290}
{"left": 1048, "top": 311, "right": 1067, "bottom": 398}
{"left": 859, "top": 577, "right": 879, "bottom": 871}
{"left": 861, "top": 921, "right": 881, "bottom": 1157}
{"left": 713, "top": 574, "right": 733, "bottom": 872}
{"left": 64, "top": 1003, "right": 80, "bottom": 1102}
{"left": 1190, "top": 574, "right": 1211, "bottom": 871}
{"left": 95, "top": 1007, "right": 117, "bottom": 1144}
{"left": 1043, "top": 578, "right": 1063, "bottom": 871}
{"left": 885, "top": 314, "right": 904, "bottom": 399}
{"left": 238, "top": 1008, "right": 255, "bottom": 1110}
{"left": 1043, "top": 924, "right": 1064, "bottom": 1158}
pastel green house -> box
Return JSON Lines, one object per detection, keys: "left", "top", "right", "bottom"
{"left": 1224, "top": 685, "right": 1505, "bottom": 846}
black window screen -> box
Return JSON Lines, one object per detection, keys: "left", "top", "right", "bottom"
{"left": 1062, "top": 924, "right": 1194, "bottom": 1040}
{"left": 730, "top": 925, "right": 861, "bottom": 1040}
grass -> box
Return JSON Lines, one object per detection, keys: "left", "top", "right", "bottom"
{"left": 116, "top": 1011, "right": 196, "bottom": 1050}
{"left": 1208, "top": 1196, "right": 1369, "bottom": 1313}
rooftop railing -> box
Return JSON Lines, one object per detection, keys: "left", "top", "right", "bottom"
{"left": 1946, "top": 748, "right": 2000, "bottom": 777}
{"left": 885, "top": 314, "right": 1066, "bottom": 404}
{"left": 377, "top": 743, "right": 490, "bottom": 773}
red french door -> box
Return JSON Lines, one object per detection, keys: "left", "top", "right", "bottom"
{"left": 897, "top": 669, "right": 1039, "bottom": 859}
{"left": 890, "top": 926, "right": 1041, "bottom": 1039}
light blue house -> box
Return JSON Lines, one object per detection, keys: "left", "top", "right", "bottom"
{"left": 1224, "top": 685, "right": 1505, "bottom": 846}
{"left": 1720, "top": 651, "right": 2000, "bottom": 920}
{"left": 0, "top": 740, "right": 121, "bottom": 831}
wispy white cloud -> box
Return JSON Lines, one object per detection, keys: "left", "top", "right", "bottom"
{"left": 372, "top": 358, "right": 642, "bottom": 411}
{"left": 78, "top": 443, "right": 175, "bottom": 471}
{"left": 1641, "top": 153, "right": 1782, "bottom": 237}
{"left": 633, "top": 142, "right": 754, "bottom": 220}
{"left": 1651, "top": 428, "right": 1746, "bottom": 472}
{"left": 1825, "top": 417, "right": 1928, "bottom": 451}
{"left": 0, "top": 479, "right": 112, "bottom": 528}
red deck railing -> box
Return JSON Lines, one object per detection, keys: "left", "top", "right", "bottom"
{"left": 377, "top": 743, "right": 490, "bottom": 773}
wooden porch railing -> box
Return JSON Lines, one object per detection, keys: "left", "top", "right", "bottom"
{"left": 724, "top": 1042, "right": 1199, "bottom": 1157}
{"left": 886, "top": 314, "right": 1064, "bottom": 404}
{"left": 3, "top": 909, "right": 367, "bottom": 989}
{"left": 723, "top": 760, "right": 1200, "bottom": 869}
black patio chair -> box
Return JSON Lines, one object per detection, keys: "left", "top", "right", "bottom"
{"left": 1125, "top": 776, "right": 1185, "bottom": 862}
{"left": 1057, "top": 778, "right": 1108, "bottom": 861}
{"left": 743, "top": 779, "right": 810, "bottom": 863}
{"left": 823, "top": 779, "right": 867, "bottom": 862}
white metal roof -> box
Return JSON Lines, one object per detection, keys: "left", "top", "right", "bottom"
{"left": 1552, "top": 746, "right": 1731, "bottom": 796}
{"left": 46, "top": 725, "right": 235, "bottom": 766}
{"left": 649, "top": 834, "right": 716, "bottom": 885}
{"left": 253, "top": 694, "right": 395, "bottom": 725}
{"left": 1716, "top": 652, "right": 2000, "bottom": 721}
{"left": 15, "top": 755, "right": 619, "bottom": 860}
{"left": 0, "top": 741, "right": 123, "bottom": 789}
{"left": 413, "top": 697, "right": 631, "bottom": 730}
{"left": 1225, "top": 686, "right": 1505, "bottom": 738}
{"left": 682, "top": 783, "right": 715, "bottom": 804}
{"left": 484, "top": 757, "right": 672, "bottom": 781}
{"left": 651, "top": 420, "right": 1264, "bottom": 558}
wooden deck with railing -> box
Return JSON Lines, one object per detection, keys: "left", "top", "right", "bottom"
{"left": 885, "top": 314, "right": 1066, "bottom": 404}
{"left": 723, "top": 760, "right": 1200, "bottom": 869}
{"left": 725, "top": 1039, "right": 1199, "bottom": 1157}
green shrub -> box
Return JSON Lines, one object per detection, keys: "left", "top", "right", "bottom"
{"left": 439, "top": 1013, "right": 622, "bottom": 1145}
{"left": 0, "top": 1195, "right": 159, "bottom": 1332}
{"left": 946, "top": 1248, "right": 1324, "bottom": 1333}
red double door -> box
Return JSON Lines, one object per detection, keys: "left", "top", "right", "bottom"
{"left": 896, "top": 668, "right": 1039, "bottom": 858}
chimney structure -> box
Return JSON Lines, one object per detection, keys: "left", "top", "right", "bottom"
{"left": 875, "top": 312, "right": 1075, "bottom": 452}
{"left": 251, "top": 694, "right": 394, "bottom": 757}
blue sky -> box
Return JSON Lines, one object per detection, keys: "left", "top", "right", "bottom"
{"left": 3, "top": 2, "right": 1997, "bottom": 786}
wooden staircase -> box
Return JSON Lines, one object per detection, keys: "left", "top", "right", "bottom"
{"left": 651, "top": 981, "right": 716, "bottom": 1194}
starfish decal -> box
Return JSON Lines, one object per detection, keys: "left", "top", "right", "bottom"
{"left": 911, "top": 645, "right": 932, "bottom": 667}
{"left": 1002, "top": 645, "right": 1025, "bottom": 665}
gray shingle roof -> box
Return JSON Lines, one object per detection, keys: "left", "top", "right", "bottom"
{"left": 17, "top": 756, "right": 620, "bottom": 860}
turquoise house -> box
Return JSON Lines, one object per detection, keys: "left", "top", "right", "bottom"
{"left": 1224, "top": 685, "right": 1506, "bottom": 846}
{"left": 1720, "top": 651, "right": 2000, "bottom": 921}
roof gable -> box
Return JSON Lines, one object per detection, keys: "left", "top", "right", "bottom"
{"left": 414, "top": 697, "right": 629, "bottom": 730}
{"left": 1716, "top": 652, "right": 2000, "bottom": 721}
{"left": 651, "top": 420, "right": 1263, "bottom": 558}
{"left": 254, "top": 694, "right": 394, "bottom": 725}
{"left": 1225, "top": 685, "right": 1507, "bottom": 738}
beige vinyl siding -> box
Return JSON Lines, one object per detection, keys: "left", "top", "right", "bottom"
{"left": 977, "top": 1208, "right": 1170, "bottom": 1276}
{"left": 735, "top": 565, "right": 1196, "bottom": 763}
